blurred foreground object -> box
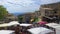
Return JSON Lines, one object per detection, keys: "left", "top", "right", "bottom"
{"left": 46, "top": 23, "right": 60, "bottom": 34}
{"left": 27, "top": 27, "right": 53, "bottom": 34}
{"left": 0, "top": 30, "right": 14, "bottom": 34}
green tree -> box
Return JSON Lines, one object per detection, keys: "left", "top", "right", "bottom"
{"left": 18, "top": 16, "right": 23, "bottom": 23}
{"left": 0, "top": 5, "right": 8, "bottom": 20}
{"left": 34, "top": 17, "right": 39, "bottom": 22}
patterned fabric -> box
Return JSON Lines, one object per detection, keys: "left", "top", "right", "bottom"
{"left": 38, "top": 21, "right": 47, "bottom": 25}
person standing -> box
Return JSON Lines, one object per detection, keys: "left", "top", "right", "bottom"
{"left": 15, "top": 25, "right": 20, "bottom": 34}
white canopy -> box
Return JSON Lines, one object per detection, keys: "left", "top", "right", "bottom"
{"left": 0, "top": 21, "right": 20, "bottom": 27}
{"left": 0, "top": 30, "right": 14, "bottom": 34}
{"left": 9, "top": 21, "right": 20, "bottom": 25}
{"left": 46, "top": 23, "right": 60, "bottom": 34}
{"left": 20, "top": 24, "right": 32, "bottom": 27}
{"left": 45, "top": 23, "right": 60, "bottom": 29}
{"left": 0, "top": 21, "right": 33, "bottom": 27}
{"left": 27, "top": 27, "right": 53, "bottom": 34}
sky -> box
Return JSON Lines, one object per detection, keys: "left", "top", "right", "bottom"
{"left": 0, "top": 0, "right": 60, "bottom": 14}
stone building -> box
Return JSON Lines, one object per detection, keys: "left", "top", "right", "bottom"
{"left": 18, "top": 12, "right": 36, "bottom": 23}
{"left": 4, "top": 14, "right": 18, "bottom": 23}
{"left": 18, "top": 10, "right": 41, "bottom": 23}
{"left": 35, "top": 11, "right": 41, "bottom": 18}
{"left": 40, "top": 2, "right": 60, "bottom": 23}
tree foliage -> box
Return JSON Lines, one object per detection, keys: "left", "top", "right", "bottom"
{"left": 0, "top": 5, "right": 8, "bottom": 20}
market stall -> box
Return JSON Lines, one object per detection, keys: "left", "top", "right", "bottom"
{"left": 27, "top": 27, "right": 53, "bottom": 34}
{"left": 19, "top": 24, "right": 33, "bottom": 34}
{"left": 45, "top": 23, "right": 60, "bottom": 34}
{"left": 0, "top": 21, "right": 19, "bottom": 30}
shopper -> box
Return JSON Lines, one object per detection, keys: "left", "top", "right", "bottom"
{"left": 15, "top": 25, "right": 20, "bottom": 34}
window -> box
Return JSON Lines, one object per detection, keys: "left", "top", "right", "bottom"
{"left": 45, "top": 10, "right": 49, "bottom": 16}
{"left": 54, "top": 11, "right": 57, "bottom": 13}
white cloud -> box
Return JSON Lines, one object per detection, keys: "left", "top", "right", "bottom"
{"left": 1, "top": 0, "right": 39, "bottom": 13}
{"left": 0, "top": 1, "right": 4, "bottom": 5}
{"left": 0, "top": 0, "right": 60, "bottom": 13}
{"left": 1, "top": 0, "right": 36, "bottom": 7}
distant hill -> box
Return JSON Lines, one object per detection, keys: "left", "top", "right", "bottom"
{"left": 11, "top": 12, "right": 35, "bottom": 16}
{"left": 12, "top": 13, "right": 26, "bottom": 16}
{"left": 12, "top": 13, "right": 22, "bottom": 16}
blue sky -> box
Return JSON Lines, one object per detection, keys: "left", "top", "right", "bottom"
{"left": 0, "top": 0, "right": 60, "bottom": 14}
